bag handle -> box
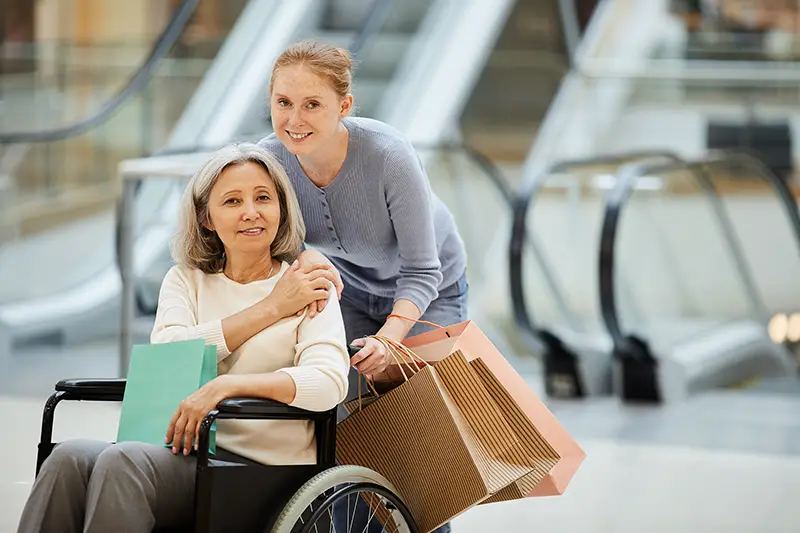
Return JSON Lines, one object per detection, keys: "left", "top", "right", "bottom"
{"left": 354, "top": 339, "right": 408, "bottom": 411}
{"left": 388, "top": 313, "right": 444, "bottom": 330}
{"left": 356, "top": 373, "right": 380, "bottom": 411}
{"left": 351, "top": 333, "right": 429, "bottom": 412}
{"left": 371, "top": 335, "right": 428, "bottom": 375}
{"left": 351, "top": 313, "right": 446, "bottom": 412}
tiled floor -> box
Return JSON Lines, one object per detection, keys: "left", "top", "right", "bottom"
{"left": 3, "top": 342, "right": 800, "bottom": 533}
{"left": 452, "top": 439, "right": 800, "bottom": 533}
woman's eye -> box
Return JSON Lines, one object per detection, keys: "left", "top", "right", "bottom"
{"left": 224, "top": 198, "right": 240, "bottom": 205}
{"left": 278, "top": 99, "right": 290, "bottom": 107}
{"left": 257, "top": 195, "right": 270, "bottom": 201}
{"left": 307, "top": 102, "right": 320, "bottom": 109}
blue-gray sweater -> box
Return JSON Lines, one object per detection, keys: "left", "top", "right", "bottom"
{"left": 258, "top": 117, "right": 467, "bottom": 314}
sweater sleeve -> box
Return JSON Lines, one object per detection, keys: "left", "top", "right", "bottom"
{"left": 277, "top": 283, "right": 350, "bottom": 412}
{"left": 383, "top": 140, "right": 444, "bottom": 313}
{"left": 150, "top": 266, "right": 231, "bottom": 361}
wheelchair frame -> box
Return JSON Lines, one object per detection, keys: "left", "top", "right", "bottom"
{"left": 35, "top": 377, "right": 410, "bottom": 533}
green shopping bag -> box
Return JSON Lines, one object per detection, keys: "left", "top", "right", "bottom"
{"left": 118, "top": 339, "right": 218, "bottom": 453}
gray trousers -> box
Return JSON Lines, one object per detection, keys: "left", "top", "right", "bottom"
{"left": 17, "top": 439, "right": 196, "bottom": 533}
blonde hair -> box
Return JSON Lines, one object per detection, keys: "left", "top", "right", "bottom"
{"left": 270, "top": 39, "right": 354, "bottom": 99}
{"left": 172, "top": 143, "right": 305, "bottom": 273}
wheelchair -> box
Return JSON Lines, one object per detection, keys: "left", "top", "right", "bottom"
{"left": 34, "top": 347, "right": 420, "bottom": 533}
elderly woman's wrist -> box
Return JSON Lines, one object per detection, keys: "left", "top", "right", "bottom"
{"left": 257, "top": 297, "right": 284, "bottom": 322}
{"left": 211, "top": 374, "right": 237, "bottom": 403}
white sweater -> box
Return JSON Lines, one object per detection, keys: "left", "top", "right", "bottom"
{"left": 150, "top": 261, "right": 349, "bottom": 465}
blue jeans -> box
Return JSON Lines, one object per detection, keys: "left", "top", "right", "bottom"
{"left": 339, "top": 272, "right": 469, "bottom": 341}
{"left": 334, "top": 272, "right": 468, "bottom": 533}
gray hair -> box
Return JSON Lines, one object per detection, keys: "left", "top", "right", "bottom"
{"left": 171, "top": 142, "right": 305, "bottom": 273}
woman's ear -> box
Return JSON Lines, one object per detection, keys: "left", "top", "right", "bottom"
{"left": 340, "top": 94, "right": 353, "bottom": 117}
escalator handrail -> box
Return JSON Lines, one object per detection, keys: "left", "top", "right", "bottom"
{"left": 598, "top": 152, "right": 784, "bottom": 353}
{"left": 707, "top": 151, "right": 800, "bottom": 253}
{"left": 509, "top": 150, "right": 684, "bottom": 347}
{"left": 454, "top": 143, "right": 513, "bottom": 205}
{"left": 0, "top": 0, "right": 200, "bottom": 144}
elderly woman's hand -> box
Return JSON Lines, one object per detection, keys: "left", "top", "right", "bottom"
{"left": 166, "top": 375, "right": 232, "bottom": 456}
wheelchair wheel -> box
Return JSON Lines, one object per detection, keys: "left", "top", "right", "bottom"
{"left": 270, "top": 465, "right": 419, "bottom": 533}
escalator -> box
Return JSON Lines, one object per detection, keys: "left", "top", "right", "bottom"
{"left": 599, "top": 152, "right": 799, "bottom": 403}
{"left": 509, "top": 151, "right": 691, "bottom": 399}
{"left": 510, "top": 149, "right": 800, "bottom": 403}
{"left": 506, "top": 0, "right": 800, "bottom": 403}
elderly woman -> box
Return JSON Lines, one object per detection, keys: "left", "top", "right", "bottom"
{"left": 16, "top": 143, "right": 350, "bottom": 533}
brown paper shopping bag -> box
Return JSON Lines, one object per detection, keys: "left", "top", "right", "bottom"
{"left": 337, "top": 349, "right": 559, "bottom": 533}
{"left": 398, "top": 320, "right": 586, "bottom": 498}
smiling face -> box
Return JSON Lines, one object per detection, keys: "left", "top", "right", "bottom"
{"left": 206, "top": 161, "right": 281, "bottom": 259}
{"left": 270, "top": 64, "right": 352, "bottom": 156}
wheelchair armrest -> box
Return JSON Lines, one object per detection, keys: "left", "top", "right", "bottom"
{"left": 216, "top": 398, "right": 331, "bottom": 421}
{"left": 198, "top": 398, "right": 338, "bottom": 467}
{"left": 55, "top": 378, "right": 127, "bottom": 401}
{"left": 37, "top": 378, "right": 127, "bottom": 475}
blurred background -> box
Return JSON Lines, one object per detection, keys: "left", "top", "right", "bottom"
{"left": 2, "top": 0, "right": 800, "bottom": 531}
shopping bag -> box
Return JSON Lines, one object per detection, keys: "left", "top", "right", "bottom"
{"left": 337, "top": 348, "right": 559, "bottom": 533}
{"left": 118, "top": 339, "right": 217, "bottom": 453}
{"left": 396, "top": 320, "right": 586, "bottom": 498}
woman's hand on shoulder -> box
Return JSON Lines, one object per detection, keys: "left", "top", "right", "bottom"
{"left": 293, "top": 250, "right": 344, "bottom": 318}
{"left": 297, "top": 249, "right": 344, "bottom": 299}
{"left": 265, "top": 260, "right": 336, "bottom": 318}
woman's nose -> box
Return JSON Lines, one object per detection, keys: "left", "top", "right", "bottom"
{"left": 288, "top": 108, "right": 304, "bottom": 126}
{"left": 241, "top": 201, "right": 259, "bottom": 219}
